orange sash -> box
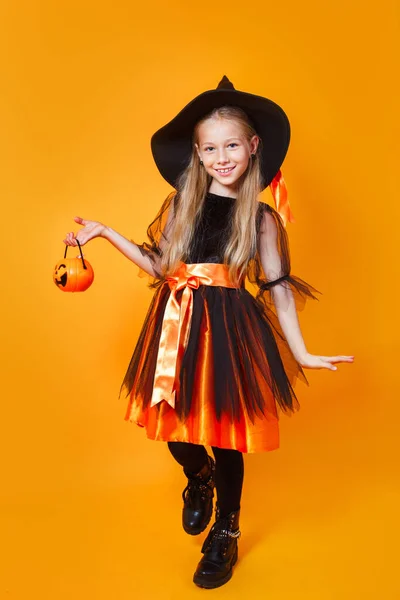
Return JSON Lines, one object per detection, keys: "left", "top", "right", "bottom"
{"left": 150, "top": 262, "right": 240, "bottom": 409}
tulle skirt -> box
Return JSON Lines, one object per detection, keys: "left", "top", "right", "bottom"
{"left": 120, "top": 277, "right": 311, "bottom": 453}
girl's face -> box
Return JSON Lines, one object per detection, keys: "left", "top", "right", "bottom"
{"left": 195, "top": 117, "right": 259, "bottom": 196}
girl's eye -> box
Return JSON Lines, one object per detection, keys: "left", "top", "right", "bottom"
{"left": 203, "top": 143, "right": 238, "bottom": 151}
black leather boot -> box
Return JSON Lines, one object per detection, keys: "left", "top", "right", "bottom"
{"left": 193, "top": 507, "right": 241, "bottom": 589}
{"left": 182, "top": 454, "right": 215, "bottom": 535}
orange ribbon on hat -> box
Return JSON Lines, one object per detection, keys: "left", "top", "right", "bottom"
{"left": 270, "top": 170, "right": 296, "bottom": 227}
{"left": 150, "top": 262, "right": 239, "bottom": 409}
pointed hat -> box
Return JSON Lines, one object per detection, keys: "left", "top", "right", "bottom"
{"left": 150, "top": 75, "right": 291, "bottom": 191}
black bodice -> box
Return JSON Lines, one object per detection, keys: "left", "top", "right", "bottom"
{"left": 186, "top": 192, "right": 236, "bottom": 263}
{"left": 186, "top": 191, "right": 265, "bottom": 264}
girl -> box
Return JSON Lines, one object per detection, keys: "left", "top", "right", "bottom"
{"left": 64, "top": 76, "right": 354, "bottom": 589}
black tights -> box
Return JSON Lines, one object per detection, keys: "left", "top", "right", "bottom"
{"left": 167, "top": 441, "right": 244, "bottom": 518}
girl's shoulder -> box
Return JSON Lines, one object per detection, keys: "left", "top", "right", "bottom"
{"left": 256, "top": 200, "right": 288, "bottom": 236}
{"left": 256, "top": 200, "right": 275, "bottom": 226}
{"left": 258, "top": 200, "right": 273, "bottom": 212}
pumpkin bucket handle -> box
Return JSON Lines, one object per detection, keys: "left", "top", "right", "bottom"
{"left": 64, "top": 240, "right": 87, "bottom": 270}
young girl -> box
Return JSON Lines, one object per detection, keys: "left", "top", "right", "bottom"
{"left": 64, "top": 76, "right": 354, "bottom": 589}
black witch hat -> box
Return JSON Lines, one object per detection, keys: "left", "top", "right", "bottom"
{"left": 150, "top": 75, "right": 291, "bottom": 191}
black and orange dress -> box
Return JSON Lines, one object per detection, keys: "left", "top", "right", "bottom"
{"left": 120, "top": 191, "right": 321, "bottom": 453}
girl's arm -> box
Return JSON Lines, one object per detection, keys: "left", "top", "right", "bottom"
{"left": 65, "top": 194, "right": 176, "bottom": 279}
{"left": 258, "top": 210, "right": 308, "bottom": 362}
{"left": 65, "top": 219, "right": 158, "bottom": 277}
{"left": 101, "top": 226, "right": 158, "bottom": 277}
{"left": 258, "top": 208, "right": 354, "bottom": 370}
{"left": 269, "top": 286, "right": 308, "bottom": 363}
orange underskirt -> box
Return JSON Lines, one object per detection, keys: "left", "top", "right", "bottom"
{"left": 125, "top": 401, "right": 279, "bottom": 453}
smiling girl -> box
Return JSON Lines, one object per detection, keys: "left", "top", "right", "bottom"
{"left": 64, "top": 76, "right": 354, "bottom": 589}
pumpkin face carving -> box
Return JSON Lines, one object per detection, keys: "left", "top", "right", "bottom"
{"left": 54, "top": 244, "right": 94, "bottom": 292}
{"left": 54, "top": 263, "right": 68, "bottom": 287}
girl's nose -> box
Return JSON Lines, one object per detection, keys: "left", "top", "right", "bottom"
{"left": 216, "top": 151, "right": 229, "bottom": 164}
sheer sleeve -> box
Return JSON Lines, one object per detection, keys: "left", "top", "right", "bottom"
{"left": 132, "top": 191, "right": 177, "bottom": 287}
{"left": 247, "top": 202, "right": 322, "bottom": 312}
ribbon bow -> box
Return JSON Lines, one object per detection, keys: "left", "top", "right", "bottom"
{"left": 270, "top": 170, "right": 296, "bottom": 227}
{"left": 150, "top": 263, "right": 238, "bottom": 409}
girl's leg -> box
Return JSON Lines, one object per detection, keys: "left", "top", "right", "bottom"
{"left": 193, "top": 447, "right": 244, "bottom": 589}
{"left": 211, "top": 447, "right": 244, "bottom": 517}
{"left": 167, "top": 441, "right": 209, "bottom": 474}
{"left": 167, "top": 441, "right": 216, "bottom": 536}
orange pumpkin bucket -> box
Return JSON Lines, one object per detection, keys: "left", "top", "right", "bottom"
{"left": 53, "top": 241, "right": 94, "bottom": 292}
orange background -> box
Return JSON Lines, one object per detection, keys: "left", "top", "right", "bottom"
{"left": 1, "top": 1, "right": 399, "bottom": 598}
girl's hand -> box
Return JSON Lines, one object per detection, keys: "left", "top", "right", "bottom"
{"left": 63, "top": 216, "right": 107, "bottom": 247}
{"left": 298, "top": 353, "right": 355, "bottom": 371}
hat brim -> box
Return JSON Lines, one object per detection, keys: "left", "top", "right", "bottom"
{"left": 151, "top": 88, "right": 290, "bottom": 190}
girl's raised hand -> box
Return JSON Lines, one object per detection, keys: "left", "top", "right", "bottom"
{"left": 299, "top": 353, "right": 355, "bottom": 371}
{"left": 63, "top": 216, "right": 107, "bottom": 247}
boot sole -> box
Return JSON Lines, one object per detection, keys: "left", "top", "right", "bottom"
{"left": 193, "top": 548, "right": 238, "bottom": 589}
{"left": 183, "top": 503, "right": 213, "bottom": 536}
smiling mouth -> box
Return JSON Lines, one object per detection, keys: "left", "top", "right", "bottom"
{"left": 215, "top": 166, "right": 236, "bottom": 174}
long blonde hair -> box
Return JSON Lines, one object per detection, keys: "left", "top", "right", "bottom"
{"left": 161, "top": 106, "right": 263, "bottom": 286}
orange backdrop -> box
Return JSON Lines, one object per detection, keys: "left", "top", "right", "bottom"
{"left": 1, "top": 1, "right": 399, "bottom": 598}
